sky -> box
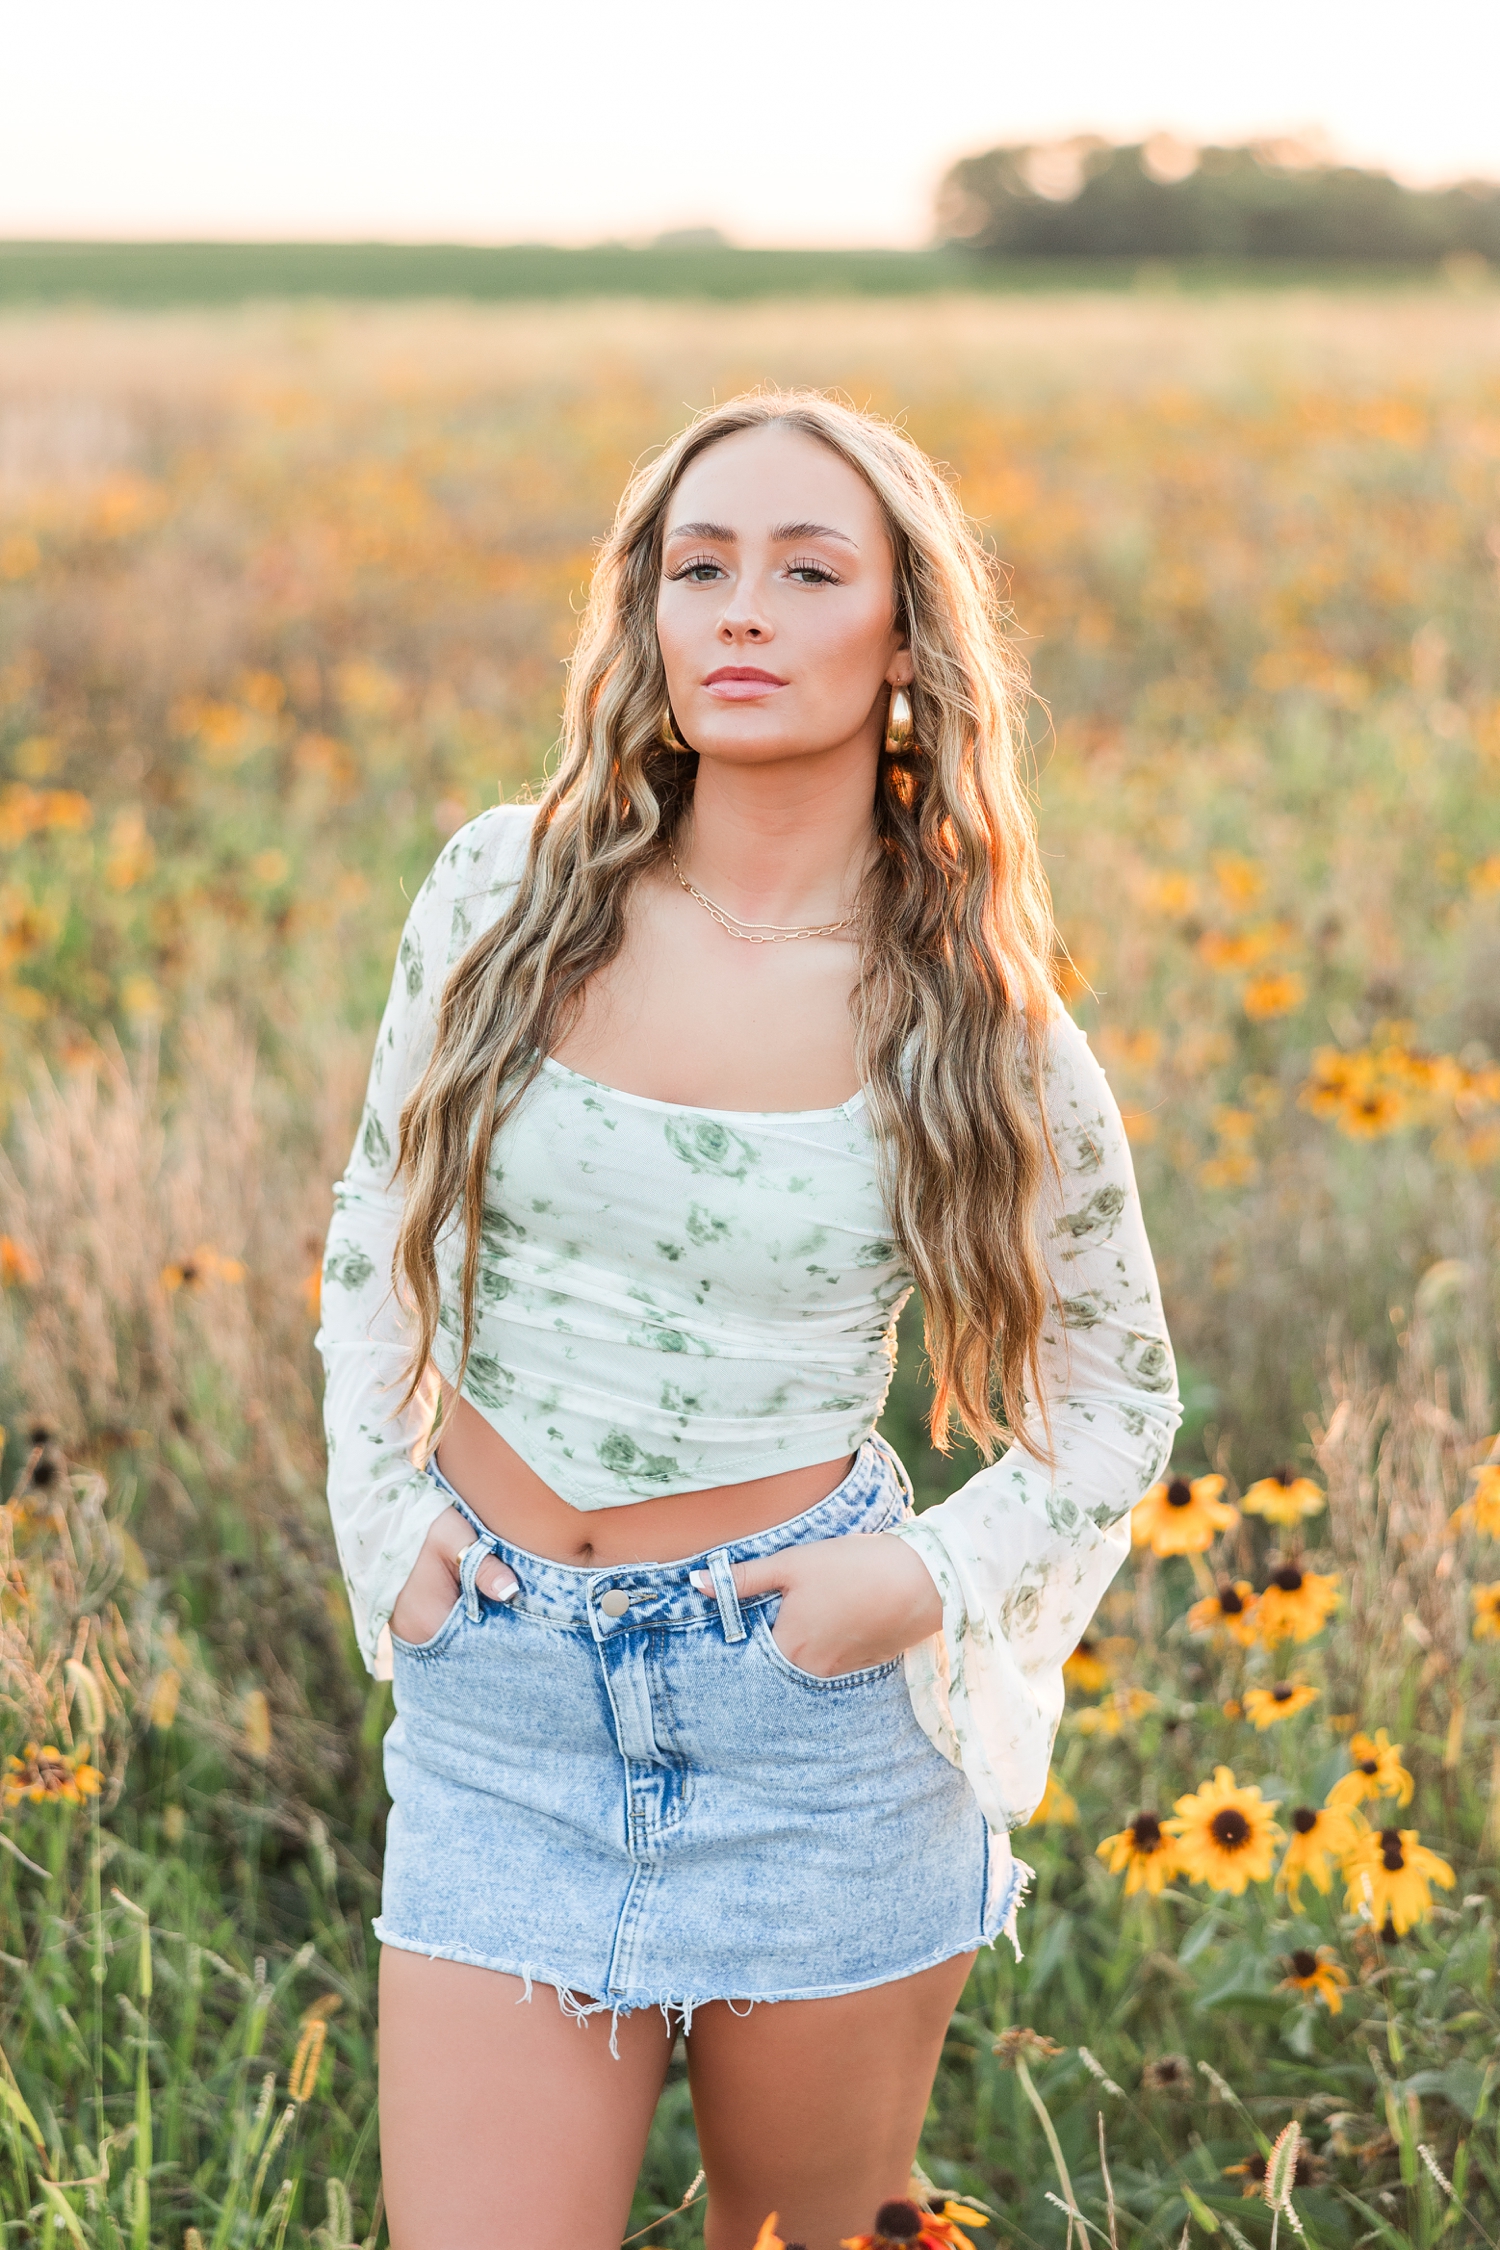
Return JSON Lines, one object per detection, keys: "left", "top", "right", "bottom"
{"left": 2, "top": 0, "right": 1498, "bottom": 247}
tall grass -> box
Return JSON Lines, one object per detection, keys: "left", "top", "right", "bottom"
{"left": 1, "top": 297, "right": 1498, "bottom": 2243}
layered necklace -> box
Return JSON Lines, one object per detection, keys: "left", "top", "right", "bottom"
{"left": 666, "top": 841, "right": 858, "bottom": 946}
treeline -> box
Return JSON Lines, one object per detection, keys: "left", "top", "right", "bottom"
{"left": 937, "top": 139, "right": 1500, "bottom": 262}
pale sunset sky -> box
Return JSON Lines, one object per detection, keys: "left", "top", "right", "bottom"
{"left": 1, "top": 0, "right": 1496, "bottom": 246}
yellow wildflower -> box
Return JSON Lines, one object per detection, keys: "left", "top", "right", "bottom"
{"left": 1074, "top": 1687, "right": 1157, "bottom": 1735}
{"left": 1096, "top": 1810, "right": 1181, "bottom": 1896}
{"left": 1026, "top": 1771, "right": 1078, "bottom": 1826}
{"left": 1132, "top": 1474, "right": 1238, "bottom": 1556}
{"left": 4, "top": 1741, "right": 103, "bottom": 1807}
{"left": 1241, "top": 1468, "right": 1325, "bottom": 1526}
{"left": 1328, "top": 1728, "right": 1414, "bottom": 1812}
{"left": 1472, "top": 1583, "right": 1500, "bottom": 1640}
{"left": 1343, "top": 1825, "right": 1456, "bottom": 1934}
{"left": 1276, "top": 1803, "right": 1361, "bottom": 1909}
{"left": 1256, "top": 1564, "right": 1340, "bottom": 1645}
{"left": 1186, "top": 1580, "right": 1259, "bottom": 1644}
{"left": 1062, "top": 1638, "right": 1110, "bottom": 1692}
{"left": 1242, "top": 1681, "right": 1318, "bottom": 1729}
{"left": 1166, "top": 1767, "right": 1282, "bottom": 1894}
{"left": 1278, "top": 1945, "right": 1350, "bottom": 2013}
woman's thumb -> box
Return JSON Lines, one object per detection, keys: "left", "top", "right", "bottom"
{"left": 476, "top": 1555, "right": 518, "bottom": 1603}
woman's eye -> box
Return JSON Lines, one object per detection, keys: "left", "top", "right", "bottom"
{"left": 787, "top": 560, "right": 838, "bottom": 585}
{"left": 670, "top": 557, "right": 724, "bottom": 583}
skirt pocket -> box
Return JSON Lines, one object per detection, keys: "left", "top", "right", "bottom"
{"left": 748, "top": 1602, "right": 904, "bottom": 1692}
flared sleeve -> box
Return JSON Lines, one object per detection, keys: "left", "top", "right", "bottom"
{"left": 890, "top": 1006, "right": 1181, "bottom": 1836}
{"left": 314, "top": 804, "right": 536, "bottom": 1671}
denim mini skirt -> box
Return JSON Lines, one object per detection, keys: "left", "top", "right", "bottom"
{"left": 375, "top": 1433, "right": 1019, "bottom": 2034}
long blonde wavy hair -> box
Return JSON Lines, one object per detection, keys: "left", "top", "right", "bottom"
{"left": 395, "top": 389, "right": 1059, "bottom": 1459}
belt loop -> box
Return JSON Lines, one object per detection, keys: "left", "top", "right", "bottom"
{"left": 706, "top": 1547, "right": 747, "bottom": 1644}
{"left": 458, "top": 1538, "right": 487, "bottom": 1622}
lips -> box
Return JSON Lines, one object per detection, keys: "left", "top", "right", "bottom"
{"left": 703, "top": 666, "right": 786, "bottom": 686}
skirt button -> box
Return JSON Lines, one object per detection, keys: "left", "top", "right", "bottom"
{"left": 599, "top": 1589, "right": 630, "bottom": 1618}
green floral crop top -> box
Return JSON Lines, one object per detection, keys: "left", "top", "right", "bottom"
{"left": 317, "top": 805, "right": 1182, "bottom": 1839}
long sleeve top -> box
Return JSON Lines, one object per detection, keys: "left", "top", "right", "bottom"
{"left": 316, "top": 804, "right": 1181, "bottom": 1837}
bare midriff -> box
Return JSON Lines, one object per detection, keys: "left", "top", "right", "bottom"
{"left": 434, "top": 1383, "right": 856, "bottom": 1565}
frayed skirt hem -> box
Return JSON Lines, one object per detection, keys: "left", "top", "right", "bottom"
{"left": 372, "top": 1919, "right": 1009, "bottom": 2057}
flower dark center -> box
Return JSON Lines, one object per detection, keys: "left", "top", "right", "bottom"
{"left": 1290, "top": 1949, "right": 1319, "bottom": 1978}
{"left": 1292, "top": 1807, "right": 1318, "bottom": 1834}
{"left": 1131, "top": 1812, "right": 1163, "bottom": 1849}
{"left": 1380, "top": 1827, "right": 1405, "bottom": 1870}
{"left": 1275, "top": 1467, "right": 1295, "bottom": 1485}
{"left": 1166, "top": 1478, "right": 1194, "bottom": 1508}
{"left": 31, "top": 1459, "right": 56, "bottom": 1488}
{"left": 1270, "top": 1566, "right": 1303, "bottom": 1592}
{"left": 1210, "top": 1808, "right": 1251, "bottom": 1849}
{"left": 1358, "top": 1759, "right": 1379, "bottom": 1775}
{"left": 1271, "top": 1684, "right": 1294, "bottom": 1702}
{"left": 873, "top": 2202, "right": 924, "bottom": 2242}
{"left": 27, "top": 1423, "right": 51, "bottom": 1445}
{"left": 1219, "top": 1585, "right": 1245, "bottom": 1614}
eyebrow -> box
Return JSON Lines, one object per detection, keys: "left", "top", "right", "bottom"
{"left": 663, "top": 518, "right": 858, "bottom": 550}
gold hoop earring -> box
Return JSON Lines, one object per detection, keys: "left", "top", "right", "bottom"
{"left": 884, "top": 684, "right": 916, "bottom": 757}
{"left": 661, "top": 706, "right": 693, "bottom": 753}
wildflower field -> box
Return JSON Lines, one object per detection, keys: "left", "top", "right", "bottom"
{"left": 0, "top": 290, "right": 1498, "bottom": 2246}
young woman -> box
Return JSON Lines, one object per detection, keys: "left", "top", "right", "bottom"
{"left": 317, "top": 392, "right": 1179, "bottom": 2250}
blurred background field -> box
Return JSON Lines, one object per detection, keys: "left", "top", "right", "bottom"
{"left": 2, "top": 290, "right": 1499, "bottom": 2244}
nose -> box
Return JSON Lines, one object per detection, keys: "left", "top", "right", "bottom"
{"left": 716, "top": 573, "right": 771, "bottom": 644}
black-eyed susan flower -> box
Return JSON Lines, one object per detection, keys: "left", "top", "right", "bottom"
{"left": 1450, "top": 1462, "right": 1500, "bottom": 1539}
{"left": 1241, "top": 1468, "right": 1326, "bottom": 1526}
{"left": 1472, "top": 1583, "right": 1500, "bottom": 1640}
{"left": 1256, "top": 1564, "right": 1340, "bottom": 1645}
{"left": 1062, "top": 1638, "right": 1110, "bottom": 1693}
{"left": 1276, "top": 1803, "right": 1360, "bottom": 1909}
{"left": 1327, "top": 1728, "right": 1414, "bottom": 1812}
{"left": 1166, "top": 1767, "right": 1282, "bottom": 1894}
{"left": 1243, "top": 1681, "right": 1318, "bottom": 1730}
{"left": 1141, "top": 2053, "right": 1192, "bottom": 2095}
{"left": 1074, "top": 1687, "right": 1157, "bottom": 1735}
{"left": 839, "top": 2196, "right": 989, "bottom": 2247}
{"left": 161, "top": 1244, "right": 246, "bottom": 1294}
{"left": 1242, "top": 970, "right": 1305, "bottom": 1021}
{"left": 1278, "top": 1946, "right": 1350, "bottom": 2014}
{"left": 1342, "top": 1826, "right": 1456, "bottom": 1935}
{"left": 1026, "top": 1771, "right": 1078, "bottom": 1826}
{"left": 3, "top": 1741, "right": 103, "bottom": 1807}
{"left": 1302, "top": 1047, "right": 1356, "bottom": 1120}
{"left": 1132, "top": 1474, "right": 1238, "bottom": 1557}
{"left": 1096, "top": 1810, "right": 1181, "bottom": 1895}
{"left": 1224, "top": 2146, "right": 1330, "bottom": 2195}
{"left": 1338, "top": 1082, "right": 1407, "bottom": 1139}
{"left": 1186, "top": 1580, "right": 1260, "bottom": 1646}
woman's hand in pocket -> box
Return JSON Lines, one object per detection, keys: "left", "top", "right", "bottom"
{"left": 692, "top": 1533, "right": 942, "bottom": 1678}
{"left": 389, "top": 1507, "right": 519, "bottom": 1647}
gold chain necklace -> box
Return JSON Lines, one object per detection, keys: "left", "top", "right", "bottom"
{"left": 666, "top": 841, "right": 857, "bottom": 945}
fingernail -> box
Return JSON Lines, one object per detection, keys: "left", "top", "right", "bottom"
{"left": 487, "top": 1579, "right": 517, "bottom": 1603}
{"left": 690, "top": 1572, "right": 713, "bottom": 1596}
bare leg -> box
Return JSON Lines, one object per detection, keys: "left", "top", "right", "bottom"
{"left": 378, "top": 1950, "right": 673, "bottom": 2250}
{"left": 685, "top": 1950, "right": 977, "bottom": 2250}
